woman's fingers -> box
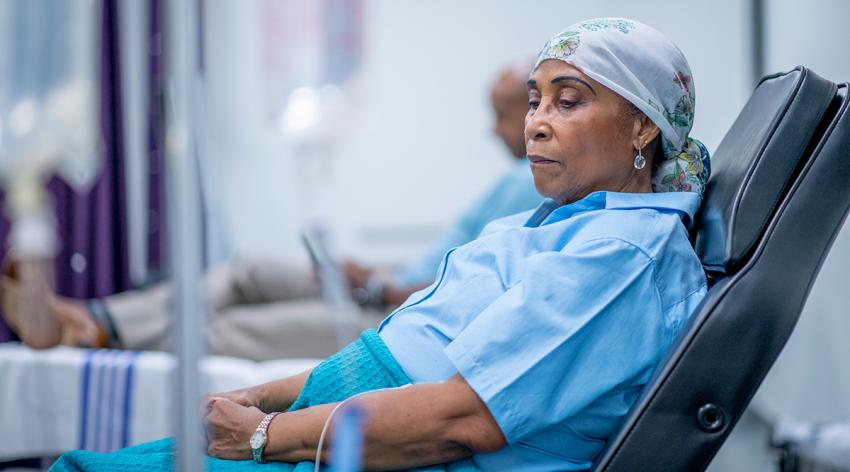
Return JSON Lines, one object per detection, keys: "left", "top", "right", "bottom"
{"left": 203, "top": 397, "right": 264, "bottom": 460}
{"left": 204, "top": 398, "right": 235, "bottom": 458}
{"left": 202, "top": 394, "right": 222, "bottom": 416}
{"left": 205, "top": 389, "right": 257, "bottom": 409}
{"left": 229, "top": 391, "right": 254, "bottom": 408}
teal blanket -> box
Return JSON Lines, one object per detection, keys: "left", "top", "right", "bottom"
{"left": 50, "top": 329, "right": 479, "bottom": 471}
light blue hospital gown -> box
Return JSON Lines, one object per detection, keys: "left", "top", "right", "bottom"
{"left": 378, "top": 191, "right": 708, "bottom": 471}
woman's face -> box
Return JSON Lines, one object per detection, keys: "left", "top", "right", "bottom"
{"left": 525, "top": 59, "right": 648, "bottom": 203}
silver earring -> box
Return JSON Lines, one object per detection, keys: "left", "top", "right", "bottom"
{"left": 633, "top": 146, "right": 646, "bottom": 170}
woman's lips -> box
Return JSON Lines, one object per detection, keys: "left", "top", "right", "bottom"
{"left": 527, "top": 154, "right": 559, "bottom": 166}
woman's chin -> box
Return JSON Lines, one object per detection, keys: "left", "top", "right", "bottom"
{"left": 533, "top": 176, "right": 568, "bottom": 202}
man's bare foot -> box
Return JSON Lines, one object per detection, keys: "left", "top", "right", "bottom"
{"left": 1, "top": 276, "right": 108, "bottom": 348}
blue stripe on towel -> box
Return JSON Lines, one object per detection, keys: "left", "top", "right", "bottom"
{"left": 105, "top": 351, "right": 120, "bottom": 452}
{"left": 86, "top": 351, "right": 103, "bottom": 451}
{"left": 121, "top": 352, "right": 137, "bottom": 448}
{"left": 78, "top": 350, "right": 95, "bottom": 450}
{"left": 96, "top": 351, "right": 109, "bottom": 452}
{"left": 109, "top": 352, "right": 132, "bottom": 451}
{"left": 80, "top": 350, "right": 140, "bottom": 453}
{"left": 114, "top": 353, "right": 128, "bottom": 452}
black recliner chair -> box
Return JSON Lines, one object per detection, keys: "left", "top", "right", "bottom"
{"left": 591, "top": 67, "right": 850, "bottom": 471}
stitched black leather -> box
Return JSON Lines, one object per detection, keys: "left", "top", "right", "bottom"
{"left": 695, "top": 67, "right": 836, "bottom": 273}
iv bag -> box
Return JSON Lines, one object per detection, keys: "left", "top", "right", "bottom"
{"left": 0, "top": 0, "right": 100, "bottom": 191}
{"left": 263, "top": 0, "right": 364, "bottom": 147}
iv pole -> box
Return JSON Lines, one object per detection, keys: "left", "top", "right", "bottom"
{"left": 165, "top": 0, "right": 205, "bottom": 470}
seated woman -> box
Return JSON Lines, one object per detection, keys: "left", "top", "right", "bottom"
{"left": 52, "top": 17, "right": 711, "bottom": 472}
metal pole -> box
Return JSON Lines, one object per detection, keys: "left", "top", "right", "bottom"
{"left": 165, "top": 0, "right": 205, "bottom": 470}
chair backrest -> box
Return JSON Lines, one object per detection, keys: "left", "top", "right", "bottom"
{"left": 695, "top": 68, "right": 836, "bottom": 274}
{"left": 591, "top": 67, "right": 850, "bottom": 471}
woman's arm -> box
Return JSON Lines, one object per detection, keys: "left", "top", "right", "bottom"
{"left": 208, "top": 368, "right": 312, "bottom": 413}
{"left": 204, "top": 374, "right": 507, "bottom": 469}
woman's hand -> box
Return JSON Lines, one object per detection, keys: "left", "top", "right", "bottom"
{"left": 204, "top": 397, "right": 265, "bottom": 460}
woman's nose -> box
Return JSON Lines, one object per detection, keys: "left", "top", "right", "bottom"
{"left": 525, "top": 112, "right": 551, "bottom": 141}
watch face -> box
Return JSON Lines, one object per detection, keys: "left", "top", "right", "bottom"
{"left": 250, "top": 431, "right": 265, "bottom": 450}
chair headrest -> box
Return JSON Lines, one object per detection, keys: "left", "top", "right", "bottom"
{"left": 694, "top": 67, "right": 836, "bottom": 273}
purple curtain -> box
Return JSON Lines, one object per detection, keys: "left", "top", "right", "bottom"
{"left": 0, "top": 0, "right": 165, "bottom": 342}
{"left": 147, "top": 0, "right": 166, "bottom": 279}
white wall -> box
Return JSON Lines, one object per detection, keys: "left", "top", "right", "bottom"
{"left": 203, "top": 0, "right": 307, "bottom": 264}
{"left": 203, "top": 0, "right": 749, "bottom": 265}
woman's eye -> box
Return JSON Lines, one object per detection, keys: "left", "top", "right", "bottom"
{"left": 528, "top": 100, "right": 540, "bottom": 110}
{"left": 559, "top": 99, "right": 577, "bottom": 108}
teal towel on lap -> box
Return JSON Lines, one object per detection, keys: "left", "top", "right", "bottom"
{"left": 50, "top": 330, "right": 479, "bottom": 471}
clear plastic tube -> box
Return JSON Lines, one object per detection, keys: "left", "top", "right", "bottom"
{"left": 5, "top": 177, "right": 59, "bottom": 348}
{"left": 14, "top": 256, "right": 58, "bottom": 348}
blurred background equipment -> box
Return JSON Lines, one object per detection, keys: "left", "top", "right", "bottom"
{"left": 772, "top": 419, "right": 850, "bottom": 472}
{"left": 0, "top": 0, "right": 100, "bottom": 347}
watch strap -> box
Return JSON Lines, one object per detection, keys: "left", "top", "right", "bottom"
{"left": 251, "top": 412, "right": 280, "bottom": 462}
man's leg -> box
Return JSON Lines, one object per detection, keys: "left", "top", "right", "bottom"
{"left": 105, "top": 257, "right": 319, "bottom": 351}
{"left": 206, "top": 300, "right": 386, "bottom": 361}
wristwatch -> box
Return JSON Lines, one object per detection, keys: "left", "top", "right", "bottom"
{"left": 250, "top": 412, "right": 280, "bottom": 462}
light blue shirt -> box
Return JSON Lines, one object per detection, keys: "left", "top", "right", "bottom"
{"left": 392, "top": 159, "right": 542, "bottom": 287}
{"left": 378, "top": 191, "right": 708, "bottom": 471}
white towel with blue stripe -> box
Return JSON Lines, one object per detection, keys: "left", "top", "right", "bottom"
{"left": 0, "top": 344, "right": 319, "bottom": 461}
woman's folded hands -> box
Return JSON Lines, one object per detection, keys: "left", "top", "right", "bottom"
{"left": 203, "top": 396, "right": 265, "bottom": 460}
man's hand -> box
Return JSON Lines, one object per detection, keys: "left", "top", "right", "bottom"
{"left": 342, "top": 260, "right": 373, "bottom": 290}
{"left": 381, "top": 284, "right": 422, "bottom": 308}
{"left": 204, "top": 397, "right": 265, "bottom": 460}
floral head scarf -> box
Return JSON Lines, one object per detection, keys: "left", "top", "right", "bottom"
{"left": 534, "top": 18, "right": 711, "bottom": 195}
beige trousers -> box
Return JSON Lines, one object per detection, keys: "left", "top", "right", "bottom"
{"left": 103, "top": 258, "right": 386, "bottom": 361}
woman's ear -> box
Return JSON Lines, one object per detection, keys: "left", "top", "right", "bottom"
{"left": 633, "top": 114, "right": 660, "bottom": 151}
